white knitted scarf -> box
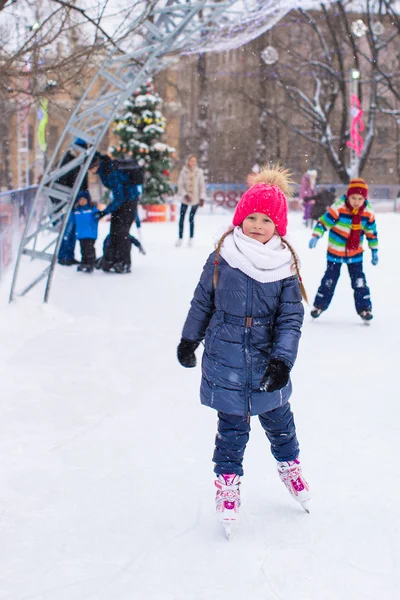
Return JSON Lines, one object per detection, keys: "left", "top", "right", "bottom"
{"left": 220, "top": 227, "right": 295, "bottom": 283}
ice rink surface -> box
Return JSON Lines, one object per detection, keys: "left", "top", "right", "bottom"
{"left": 0, "top": 211, "right": 399, "bottom": 600}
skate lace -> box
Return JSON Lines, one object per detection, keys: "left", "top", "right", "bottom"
{"left": 279, "top": 464, "right": 304, "bottom": 489}
{"left": 214, "top": 479, "right": 240, "bottom": 508}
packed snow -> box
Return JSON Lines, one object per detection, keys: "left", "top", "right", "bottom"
{"left": 0, "top": 210, "right": 399, "bottom": 600}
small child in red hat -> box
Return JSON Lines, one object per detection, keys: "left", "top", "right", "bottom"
{"left": 309, "top": 177, "right": 378, "bottom": 323}
{"left": 176, "top": 166, "right": 310, "bottom": 537}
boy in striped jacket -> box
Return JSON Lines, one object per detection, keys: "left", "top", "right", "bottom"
{"left": 308, "top": 177, "right": 378, "bottom": 323}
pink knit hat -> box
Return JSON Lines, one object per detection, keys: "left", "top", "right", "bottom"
{"left": 233, "top": 166, "right": 293, "bottom": 236}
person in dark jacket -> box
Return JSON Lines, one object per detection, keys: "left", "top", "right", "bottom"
{"left": 89, "top": 153, "right": 141, "bottom": 273}
{"left": 309, "top": 187, "right": 336, "bottom": 222}
{"left": 57, "top": 138, "right": 90, "bottom": 266}
{"left": 71, "top": 192, "right": 99, "bottom": 273}
{"left": 177, "top": 166, "right": 310, "bottom": 531}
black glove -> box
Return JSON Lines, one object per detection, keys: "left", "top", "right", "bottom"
{"left": 177, "top": 338, "right": 199, "bottom": 368}
{"left": 94, "top": 210, "right": 106, "bottom": 220}
{"left": 260, "top": 359, "right": 290, "bottom": 392}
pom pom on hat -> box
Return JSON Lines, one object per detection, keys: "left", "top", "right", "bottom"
{"left": 233, "top": 165, "right": 293, "bottom": 236}
{"left": 346, "top": 177, "right": 368, "bottom": 199}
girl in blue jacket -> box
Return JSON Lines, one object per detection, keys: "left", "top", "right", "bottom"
{"left": 177, "top": 166, "right": 310, "bottom": 532}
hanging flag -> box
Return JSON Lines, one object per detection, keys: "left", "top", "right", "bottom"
{"left": 346, "top": 94, "right": 364, "bottom": 157}
{"left": 37, "top": 98, "right": 48, "bottom": 152}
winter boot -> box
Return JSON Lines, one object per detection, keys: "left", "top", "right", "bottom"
{"left": 59, "top": 258, "right": 79, "bottom": 266}
{"left": 77, "top": 263, "right": 94, "bottom": 273}
{"left": 311, "top": 307, "right": 323, "bottom": 319}
{"left": 111, "top": 262, "right": 131, "bottom": 274}
{"left": 215, "top": 474, "right": 241, "bottom": 523}
{"left": 277, "top": 458, "right": 310, "bottom": 513}
{"left": 358, "top": 310, "right": 373, "bottom": 324}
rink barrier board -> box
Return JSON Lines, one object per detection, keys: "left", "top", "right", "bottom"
{"left": 1, "top": 182, "right": 399, "bottom": 283}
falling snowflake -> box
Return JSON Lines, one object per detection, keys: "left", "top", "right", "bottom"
{"left": 351, "top": 19, "right": 368, "bottom": 38}
{"left": 261, "top": 46, "right": 279, "bottom": 65}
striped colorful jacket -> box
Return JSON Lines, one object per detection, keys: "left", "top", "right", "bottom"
{"left": 312, "top": 196, "right": 378, "bottom": 263}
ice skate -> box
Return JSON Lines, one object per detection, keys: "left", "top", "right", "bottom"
{"left": 59, "top": 258, "right": 79, "bottom": 266}
{"left": 310, "top": 307, "right": 323, "bottom": 319}
{"left": 188, "top": 238, "right": 193, "bottom": 248}
{"left": 358, "top": 310, "right": 373, "bottom": 325}
{"left": 111, "top": 262, "right": 131, "bottom": 274}
{"left": 277, "top": 458, "right": 310, "bottom": 513}
{"left": 138, "top": 243, "right": 146, "bottom": 255}
{"left": 77, "top": 263, "right": 94, "bottom": 273}
{"left": 175, "top": 238, "right": 183, "bottom": 247}
{"left": 94, "top": 257, "right": 103, "bottom": 270}
{"left": 215, "top": 474, "right": 241, "bottom": 539}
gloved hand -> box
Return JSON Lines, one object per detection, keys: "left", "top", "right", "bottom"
{"left": 371, "top": 249, "right": 379, "bottom": 266}
{"left": 94, "top": 211, "right": 106, "bottom": 220}
{"left": 177, "top": 338, "right": 200, "bottom": 368}
{"left": 309, "top": 236, "right": 319, "bottom": 249}
{"left": 260, "top": 358, "right": 290, "bottom": 393}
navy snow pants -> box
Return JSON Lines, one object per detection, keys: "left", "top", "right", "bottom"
{"left": 178, "top": 203, "right": 199, "bottom": 239}
{"left": 213, "top": 403, "right": 300, "bottom": 476}
{"left": 314, "top": 260, "right": 372, "bottom": 313}
{"left": 58, "top": 213, "right": 76, "bottom": 262}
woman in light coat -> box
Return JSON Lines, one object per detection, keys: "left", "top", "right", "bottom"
{"left": 176, "top": 155, "right": 206, "bottom": 247}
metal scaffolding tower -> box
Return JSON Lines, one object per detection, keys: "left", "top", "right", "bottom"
{"left": 9, "top": 0, "right": 262, "bottom": 302}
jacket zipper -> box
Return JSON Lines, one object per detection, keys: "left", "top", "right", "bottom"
{"left": 244, "top": 278, "right": 253, "bottom": 421}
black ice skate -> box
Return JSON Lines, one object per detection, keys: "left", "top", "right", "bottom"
{"left": 77, "top": 263, "right": 94, "bottom": 273}
{"left": 111, "top": 262, "right": 131, "bottom": 274}
{"left": 59, "top": 258, "right": 79, "bottom": 266}
{"left": 358, "top": 310, "right": 373, "bottom": 325}
{"left": 310, "top": 307, "right": 323, "bottom": 319}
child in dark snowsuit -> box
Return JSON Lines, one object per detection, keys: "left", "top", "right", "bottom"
{"left": 309, "top": 177, "right": 378, "bottom": 323}
{"left": 177, "top": 166, "right": 310, "bottom": 534}
{"left": 95, "top": 233, "right": 145, "bottom": 272}
{"left": 72, "top": 192, "right": 99, "bottom": 273}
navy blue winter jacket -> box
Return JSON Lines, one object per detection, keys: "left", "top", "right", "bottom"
{"left": 182, "top": 252, "right": 304, "bottom": 417}
{"left": 72, "top": 205, "right": 99, "bottom": 240}
{"left": 97, "top": 159, "right": 140, "bottom": 215}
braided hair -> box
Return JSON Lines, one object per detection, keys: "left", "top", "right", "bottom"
{"left": 213, "top": 228, "right": 233, "bottom": 288}
{"left": 280, "top": 236, "right": 308, "bottom": 303}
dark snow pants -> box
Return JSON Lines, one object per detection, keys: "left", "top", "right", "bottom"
{"left": 109, "top": 200, "right": 137, "bottom": 266}
{"left": 79, "top": 239, "right": 96, "bottom": 265}
{"left": 178, "top": 203, "right": 199, "bottom": 239}
{"left": 58, "top": 214, "right": 76, "bottom": 262}
{"left": 314, "top": 260, "right": 372, "bottom": 313}
{"left": 213, "top": 403, "right": 300, "bottom": 476}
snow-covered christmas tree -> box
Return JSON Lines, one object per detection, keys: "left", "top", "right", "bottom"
{"left": 111, "top": 79, "right": 175, "bottom": 205}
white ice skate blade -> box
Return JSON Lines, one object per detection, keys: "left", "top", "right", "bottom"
{"left": 301, "top": 501, "right": 310, "bottom": 514}
{"left": 222, "top": 519, "right": 237, "bottom": 540}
